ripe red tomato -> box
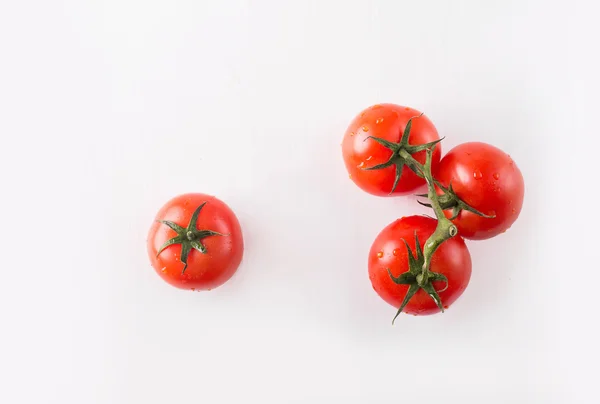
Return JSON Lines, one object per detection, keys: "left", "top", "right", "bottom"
{"left": 147, "top": 193, "right": 244, "bottom": 291}
{"left": 342, "top": 103, "right": 441, "bottom": 196}
{"left": 368, "top": 216, "right": 471, "bottom": 316}
{"left": 435, "top": 142, "right": 525, "bottom": 240}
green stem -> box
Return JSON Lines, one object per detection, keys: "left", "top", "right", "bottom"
{"left": 398, "top": 149, "right": 449, "bottom": 194}
{"left": 401, "top": 149, "right": 458, "bottom": 285}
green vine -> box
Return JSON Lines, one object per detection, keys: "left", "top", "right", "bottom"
{"left": 386, "top": 149, "right": 458, "bottom": 323}
{"left": 362, "top": 114, "right": 492, "bottom": 322}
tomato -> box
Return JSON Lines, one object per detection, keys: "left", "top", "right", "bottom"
{"left": 435, "top": 142, "right": 525, "bottom": 240}
{"left": 342, "top": 103, "right": 441, "bottom": 196}
{"left": 368, "top": 216, "right": 471, "bottom": 316}
{"left": 147, "top": 193, "right": 244, "bottom": 291}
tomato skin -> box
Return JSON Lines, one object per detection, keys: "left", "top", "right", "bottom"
{"left": 368, "top": 216, "right": 471, "bottom": 315}
{"left": 147, "top": 193, "right": 243, "bottom": 291}
{"left": 342, "top": 104, "right": 441, "bottom": 196}
{"left": 436, "top": 142, "right": 525, "bottom": 240}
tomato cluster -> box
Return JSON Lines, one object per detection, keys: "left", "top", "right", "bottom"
{"left": 342, "top": 103, "right": 524, "bottom": 320}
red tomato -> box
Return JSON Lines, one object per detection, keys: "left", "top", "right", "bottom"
{"left": 342, "top": 103, "right": 441, "bottom": 196}
{"left": 436, "top": 142, "right": 525, "bottom": 240}
{"left": 368, "top": 216, "right": 471, "bottom": 316}
{"left": 147, "top": 193, "right": 244, "bottom": 291}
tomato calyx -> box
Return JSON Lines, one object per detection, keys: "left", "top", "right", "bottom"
{"left": 362, "top": 113, "right": 443, "bottom": 194}
{"left": 387, "top": 231, "right": 450, "bottom": 323}
{"left": 361, "top": 111, "right": 493, "bottom": 219}
{"left": 416, "top": 182, "right": 494, "bottom": 220}
{"left": 156, "top": 202, "right": 227, "bottom": 274}
{"left": 388, "top": 149, "right": 459, "bottom": 323}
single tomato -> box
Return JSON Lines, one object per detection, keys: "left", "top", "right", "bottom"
{"left": 342, "top": 103, "right": 441, "bottom": 196}
{"left": 147, "top": 193, "right": 244, "bottom": 291}
{"left": 368, "top": 216, "right": 471, "bottom": 316}
{"left": 435, "top": 142, "right": 525, "bottom": 240}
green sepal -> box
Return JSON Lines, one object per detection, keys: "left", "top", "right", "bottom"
{"left": 421, "top": 283, "right": 444, "bottom": 312}
{"left": 392, "top": 284, "right": 420, "bottom": 324}
{"left": 429, "top": 272, "right": 449, "bottom": 293}
{"left": 189, "top": 239, "right": 207, "bottom": 254}
{"left": 187, "top": 202, "right": 207, "bottom": 231}
{"left": 157, "top": 220, "right": 185, "bottom": 234}
{"left": 405, "top": 137, "right": 444, "bottom": 154}
{"left": 156, "top": 235, "right": 185, "bottom": 257}
{"left": 413, "top": 233, "right": 424, "bottom": 260}
{"left": 180, "top": 242, "right": 192, "bottom": 274}
{"left": 364, "top": 135, "right": 400, "bottom": 151}
{"left": 391, "top": 163, "right": 404, "bottom": 195}
{"left": 398, "top": 113, "right": 424, "bottom": 146}
{"left": 386, "top": 269, "right": 416, "bottom": 285}
{"left": 196, "top": 230, "right": 226, "bottom": 239}
{"left": 417, "top": 200, "right": 433, "bottom": 209}
{"left": 449, "top": 206, "right": 461, "bottom": 220}
{"left": 361, "top": 156, "right": 396, "bottom": 171}
{"left": 400, "top": 238, "right": 418, "bottom": 268}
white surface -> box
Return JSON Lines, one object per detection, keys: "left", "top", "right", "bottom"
{"left": 0, "top": 1, "right": 598, "bottom": 403}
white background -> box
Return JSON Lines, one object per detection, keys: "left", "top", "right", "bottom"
{"left": 0, "top": 1, "right": 598, "bottom": 403}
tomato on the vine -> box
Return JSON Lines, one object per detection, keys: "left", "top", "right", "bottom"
{"left": 147, "top": 193, "right": 244, "bottom": 291}
{"left": 435, "top": 142, "right": 525, "bottom": 240}
{"left": 342, "top": 103, "right": 441, "bottom": 196}
{"left": 368, "top": 216, "right": 471, "bottom": 316}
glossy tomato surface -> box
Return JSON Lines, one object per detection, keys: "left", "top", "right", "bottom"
{"left": 436, "top": 142, "right": 525, "bottom": 240}
{"left": 147, "top": 193, "right": 244, "bottom": 291}
{"left": 368, "top": 216, "right": 471, "bottom": 316}
{"left": 342, "top": 103, "right": 441, "bottom": 196}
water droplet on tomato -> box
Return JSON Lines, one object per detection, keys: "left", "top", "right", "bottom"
{"left": 512, "top": 208, "right": 516, "bottom": 214}
{"left": 161, "top": 267, "right": 167, "bottom": 272}
{"left": 393, "top": 249, "right": 400, "bottom": 256}
{"left": 473, "top": 169, "right": 483, "bottom": 180}
{"left": 357, "top": 162, "right": 365, "bottom": 168}
{"left": 366, "top": 155, "right": 373, "bottom": 161}
{"left": 349, "top": 131, "right": 355, "bottom": 137}
{"left": 375, "top": 118, "right": 384, "bottom": 124}
{"left": 377, "top": 251, "right": 384, "bottom": 258}
{"left": 348, "top": 174, "right": 352, "bottom": 179}
{"left": 508, "top": 199, "right": 512, "bottom": 205}
{"left": 493, "top": 172, "right": 500, "bottom": 180}
{"left": 362, "top": 126, "right": 369, "bottom": 132}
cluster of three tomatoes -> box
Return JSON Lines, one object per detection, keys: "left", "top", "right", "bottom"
{"left": 343, "top": 103, "right": 524, "bottom": 316}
